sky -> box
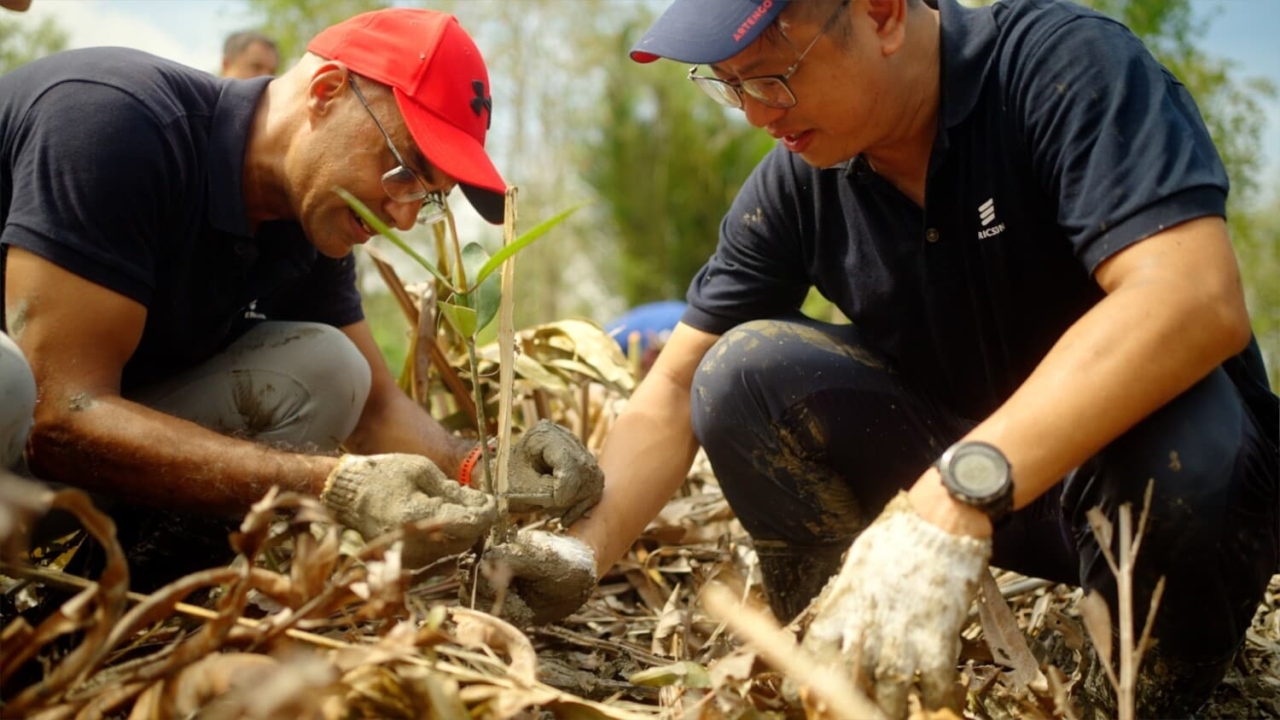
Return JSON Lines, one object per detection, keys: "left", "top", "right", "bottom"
{"left": 13, "top": 0, "right": 1280, "bottom": 193}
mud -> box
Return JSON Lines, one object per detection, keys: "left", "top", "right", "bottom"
{"left": 231, "top": 325, "right": 326, "bottom": 355}
{"left": 5, "top": 299, "right": 29, "bottom": 337}
{"left": 67, "top": 392, "right": 94, "bottom": 412}
{"left": 749, "top": 320, "right": 887, "bottom": 371}
{"left": 523, "top": 530, "right": 595, "bottom": 575}
{"left": 740, "top": 206, "right": 765, "bottom": 226}
{"left": 231, "top": 373, "right": 279, "bottom": 436}
{"left": 754, "top": 538, "right": 850, "bottom": 621}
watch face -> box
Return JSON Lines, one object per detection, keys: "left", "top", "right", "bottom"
{"left": 951, "top": 446, "right": 1008, "bottom": 499}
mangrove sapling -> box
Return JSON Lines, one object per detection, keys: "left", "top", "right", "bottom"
{"left": 338, "top": 188, "right": 581, "bottom": 524}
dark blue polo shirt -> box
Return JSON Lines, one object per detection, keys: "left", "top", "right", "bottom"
{"left": 685, "top": 0, "right": 1275, "bottom": 427}
{"left": 0, "top": 48, "right": 363, "bottom": 391}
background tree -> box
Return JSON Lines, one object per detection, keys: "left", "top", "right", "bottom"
{"left": 242, "top": 0, "right": 1276, "bottom": 386}
{"left": 0, "top": 12, "right": 65, "bottom": 74}
{"left": 1083, "top": 0, "right": 1279, "bottom": 385}
{"left": 248, "top": 0, "right": 384, "bottom": 64}
{"left": 581, "top": 22, "right": 775, "bottom": 308}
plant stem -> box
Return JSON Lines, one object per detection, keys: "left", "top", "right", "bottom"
{"left": 465, "top": 339, "right": 491, "bottom": 494}
{"left": 491, "top": 186, "right": 518, "bottom": 546}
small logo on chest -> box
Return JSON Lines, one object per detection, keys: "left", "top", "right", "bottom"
{"left": 977, "top": 198, "right": 1006, "bottom": 239}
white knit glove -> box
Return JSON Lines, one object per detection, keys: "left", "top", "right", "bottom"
{"left": 476, "top": 529, "right": 597, "bottom": 627}
{"left": 322, "top": 454, "right": 496, "bottom": 568}
{"left": 799, "top": 492, "right": 992, "bottom": 718}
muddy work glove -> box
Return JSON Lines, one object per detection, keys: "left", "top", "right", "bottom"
{"left": 799, "top": 492, "right": 991, "bottom": 718}
{"left": 496, "top": 420, "right": 604, "bottom": 526}
{"left": 474, "top": 529, "right": 597, "bottom": 627}
{"left": 322, "top": 454, "right": 496, "bottom": 569}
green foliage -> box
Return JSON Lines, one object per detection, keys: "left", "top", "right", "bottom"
{"left": 581, "top": 23, "right": 776, "bottom": 308}
{"left": 1238, "top": 190, "right": 1280, "bottom": 388}
{"left": 1085, "top": 0, "right": 1274, "bottom": 210}
{"left": 1081, "top": 0, "right": 1279, "bottom": 386}
{"left": 0, "top": 14, "right": 66, "bottom": 74}
{"left": 338, "top": 189, "right": 580, "bottom": 337}
{"left": 243, "top": 0, "right": 385, "bottom": 64}
{"left": 362, "top": 290, "right": 409, "bottom": 372}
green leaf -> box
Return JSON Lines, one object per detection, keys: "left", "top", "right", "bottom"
{"left": 337, "top": 188, "right": 456, "bottom": 291}
{"left": 452, "top": 242, "right": 503, "bottom": 332}
{"left": 438, "top": 301, "right": 477, "bottom": 338}
{"left": 469, "top": 204, "right": 586, "bottom": 290}
{"left": 457, "top": 242, "right": 490, "bottom": 305}
{"left": 628, "top": 661, "right": 711, "bottom": 689}
{"left": 473, "top": 273, "right": 501, "bottom": 334}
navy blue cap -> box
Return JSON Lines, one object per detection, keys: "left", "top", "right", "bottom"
{"left": 631, "top": 0, "right": 790, "bottom": 64}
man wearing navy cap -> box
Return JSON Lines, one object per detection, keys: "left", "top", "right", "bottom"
{"left": 543, "top": 0, "right": 1277, "bottom": 716}
{"left": 0, "top": 9, "right": 601, "bottom": 589}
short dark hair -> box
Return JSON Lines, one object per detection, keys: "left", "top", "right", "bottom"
{"left": 223, "top": 30, "right": 277, "bottom": 61}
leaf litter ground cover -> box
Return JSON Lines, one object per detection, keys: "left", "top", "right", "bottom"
{"left": 2, "top": 323, "right": 1276, "bottom": 718}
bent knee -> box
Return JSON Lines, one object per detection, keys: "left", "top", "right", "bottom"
{"left": 228, "top": 323, "right": 371, "bottom": 449}
{"left": 243, "top": 322, "right": 371, "bottom": 408}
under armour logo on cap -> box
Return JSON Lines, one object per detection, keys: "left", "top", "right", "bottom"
{"left": 470, "top": 80, "right": 492, "bottom": 129}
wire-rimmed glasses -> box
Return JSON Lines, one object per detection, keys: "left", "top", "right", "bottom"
{"left": 347, "top": 75, "right": 448, "bottom": 225}
{"left": 688, "top": 0, "right": 850, "bottom": 110}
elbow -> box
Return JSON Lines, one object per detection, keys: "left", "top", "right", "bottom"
{"left": 1198, "top": 283, "right": 1254, "bottom": 362}
{"left": 25, "top": 395, "right": 97, "bottom": 483}
{"left": 1219, "top": 304, "right": 1254, "bottom": 358}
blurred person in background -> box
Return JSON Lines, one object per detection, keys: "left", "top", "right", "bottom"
{"left": 220, "top": 29, "right": 279, "bottom": 79}
{"left": 605, "top": 300, "right": 686, "bottom": 376}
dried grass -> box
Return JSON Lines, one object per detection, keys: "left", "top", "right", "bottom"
{"left": 3, "top": 261, "right": 1276, "bottom": 718}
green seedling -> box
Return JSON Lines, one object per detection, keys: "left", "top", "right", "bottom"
{"left": 337, "top": 188, "right": 582, "bottom": 492}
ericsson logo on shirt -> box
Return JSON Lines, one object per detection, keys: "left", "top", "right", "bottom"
{"left": 977, "top": 198, "right": 1006, "bottom": 239}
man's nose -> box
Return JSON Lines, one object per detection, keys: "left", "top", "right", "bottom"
{"left": 742, "top": 96, "right": 786, "bottom": 129}
{"left": 385, "top": 197, "right": 422, "bottom": 231}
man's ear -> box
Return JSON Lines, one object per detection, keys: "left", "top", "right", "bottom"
{"left": 866, "top": 0, "right": 909, "bottom": 56}
{"left": 306, "top": 61, "right": 348, "bottom": 118}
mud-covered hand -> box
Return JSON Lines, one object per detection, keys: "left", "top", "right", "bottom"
{"left": 506, "top": 420, "right": 604, "bottom": 525}
{"left": 799, "top": 492, "right": 991, "bottom": 718}
{"left": 475, "top": 529, "right": 597, "bottom": 627}
{"left": 322, "top": 454, "right": 496, "bottom": 568}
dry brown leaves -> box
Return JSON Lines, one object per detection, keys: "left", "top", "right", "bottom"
{"left": 2, "top": 312, "right": 1277, "bottom": 718}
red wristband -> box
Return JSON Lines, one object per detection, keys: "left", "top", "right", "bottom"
{"left": 458, "top": 444, "right": 484, "bottom": 487}
{"left": 457, "top": 438, "right": 497, "bottom": 487}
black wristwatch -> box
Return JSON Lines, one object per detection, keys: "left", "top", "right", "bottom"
{"left": 935, "top": 441, "right": 1014, "bottom": 524}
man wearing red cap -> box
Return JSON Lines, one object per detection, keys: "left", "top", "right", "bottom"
{"left": 0, "top": 9, "right": 601, "bottom": 591}
{"left": 549, "top": 0, "right": 1277, "bottom": 717}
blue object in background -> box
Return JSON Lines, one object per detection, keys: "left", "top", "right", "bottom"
{"left": 605, "top": 301, "right": 687, "bottom": 354}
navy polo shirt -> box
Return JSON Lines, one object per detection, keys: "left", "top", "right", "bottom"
{"left": 0, "top": 48, "right": 363, "bottom": 391}
{"left": 685, "top": 0, "right": 1274, "bottom": 424}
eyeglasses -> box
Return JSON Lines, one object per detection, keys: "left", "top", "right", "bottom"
{"left": 688, "top": 0, "right": 849, "bottom": 110}
{"left": 347, "top": 76, "right": 447, "bottom": 225}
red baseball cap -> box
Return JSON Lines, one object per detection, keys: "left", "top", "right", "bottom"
{"left": 308, "top": 9, "right": 506, "bottom": 224}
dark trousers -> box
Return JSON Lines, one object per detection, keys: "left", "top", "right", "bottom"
{"left": 690, "top": 318, "right": 1277, "bottom": 676}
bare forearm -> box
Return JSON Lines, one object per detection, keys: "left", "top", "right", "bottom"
{"left": 28, "top": 395, "right": 337, "bottom": 516}
{"left": 341, "top": 388, "right": 472, "bottom": 478}
{"left": 971, "top": 285, "right": 1246, "bottom": 504}
{"left": 915, "top": 219, "right": 1251, "bottom": 522}
{"left": 569, "top": 375, "right": 701, "bottom": 575}
{"left": 336, "top": 322, "right": 473, "bottom": 477}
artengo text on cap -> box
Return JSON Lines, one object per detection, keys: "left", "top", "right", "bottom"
{"left": 734, "top": 0, "right": 774, "bottom": 42}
